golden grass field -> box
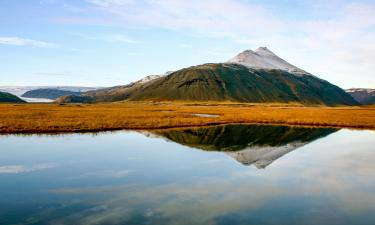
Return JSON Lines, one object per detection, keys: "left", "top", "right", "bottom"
{"left": 0, "top": 102, "right": 375, "bottom": 133}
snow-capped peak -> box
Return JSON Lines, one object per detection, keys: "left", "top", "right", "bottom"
{"left": 227, "top": 47, "right": 307, "bottom": 75}
{"left": 137, "top": 75, "right": 163, "bottom": 84}
{"left": 136, "top": 70, "right": 174, "bottom": 84}
{"left": 255, "top": 47, "right": 276, "bottom": 56}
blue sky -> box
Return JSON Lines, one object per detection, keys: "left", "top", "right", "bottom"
{"left": 0, "top": 0, "right": 374, "bottom": 88}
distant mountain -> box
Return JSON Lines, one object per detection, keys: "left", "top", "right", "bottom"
{"left": 0, "top": 86, "right": 102, "bottom": 102}
{"left": 346, "top": 88, "right": 375, "bottom": 105}
{"left": 0, "top": 91, "right": 25, "bottom": 103}
{"left": 0, "top": 86, "right": 100, "bottom": 96}
{"left": 143, "top": 124, "right": 338, "bottom": 168}
{"left": 57, "top": 48, "right": 358, "bottom": 106}
{"left": 22, "top": 89, "right": 82, "bottom": 100}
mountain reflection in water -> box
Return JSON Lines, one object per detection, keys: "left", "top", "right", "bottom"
{"left": 2, "top": 126, "right": 375, "bottom": 225}
{"left": 144, "top": 124, "right": 338, "bottom": 168}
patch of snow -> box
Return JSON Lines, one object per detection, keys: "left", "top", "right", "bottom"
{"left": 137, "top": 75, "right": 163, "bottom": 84}
{"left": 227, "top": 47, "right": 307, "bottom": 75}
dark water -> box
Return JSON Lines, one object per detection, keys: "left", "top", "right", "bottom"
{"left": 0, "top": 124, "right": 374, "bottom": 225}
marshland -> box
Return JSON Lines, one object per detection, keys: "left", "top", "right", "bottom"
{"left": 0, "top": 102, "right": 374, "bottom": 134}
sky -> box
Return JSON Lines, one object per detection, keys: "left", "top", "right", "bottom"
{"left": 0, "top": 0, "right": 374, "bottom": 88}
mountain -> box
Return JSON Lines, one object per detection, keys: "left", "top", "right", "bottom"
{"left": 57, "top": 48, "right": 358, "bottom": 106}
{"left": 0, "top": 86, "right": 102, "bottom": 102}
{"left": 0, "top": 91, "right": 26, "bottom": 103}
{"left": 22, "top": 89, "right": 82, "bottom": 100}
{"left": 142, "top": 124, "right": 338, "bottom": 168}
{"left": 0, "top": 86, "right": 100, "bottom": 96}
{"left": 346, "top": 88, "right": 375, "bottom": 105}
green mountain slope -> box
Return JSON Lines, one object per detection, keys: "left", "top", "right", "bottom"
{"left": 0, "top": 91, "right": 26, "bottom": 103}
{"left": 128, "top": 64, "right": 358, "bottom": 105}
{"left": 61, "top": 63, "right": 358, "bottom": 106}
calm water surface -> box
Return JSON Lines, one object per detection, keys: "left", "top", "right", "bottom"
{"left": 0, "top": 124, "right": 374, "bottom": 225}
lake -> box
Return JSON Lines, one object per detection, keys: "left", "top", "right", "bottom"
{"left": 0, "top": 124, "right": 374, "bottom": 225}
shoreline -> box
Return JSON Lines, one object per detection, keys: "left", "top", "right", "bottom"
{"left": 1, "top": 102, "right": 374, "bottom": 134}
{"left": 0, "top": 121, "right": 373, "bottom": 135}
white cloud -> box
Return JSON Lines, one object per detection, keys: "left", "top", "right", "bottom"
{"left": 11, "top": 0, "right": 366, "bottom": 88}
{"left": 68, "top": 169, "right": 133, "bottom": 179}
{"left": 296, "top": 2, "right": 375, "bottom": 87}
{"left": 80, "top": 0, "right": 375, "bottom": 88}
{"left": 86, "top": 0, "right": 283, "bottom": 39}
{"left": 73, "top": 33, "right": 138, "bottom": 43}
{"left": 0, "top": 163, "right": 57, "bottom": 174}
{"left": 0, "top": 36, "right": 58, "bottom": 48}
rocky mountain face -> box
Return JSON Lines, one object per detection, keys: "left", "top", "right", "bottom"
{"left": 57, "top": 48, "right": 358, "bottom": 106}
{"left": 0, "top": 91, "right": 26, "bottom": 103}
{"left": 346, "top": 88, "right": 375, "bottom": 105}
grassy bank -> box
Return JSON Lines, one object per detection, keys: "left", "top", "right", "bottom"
{"left": 0, "top": 102, "right": 375, "bottom": 134}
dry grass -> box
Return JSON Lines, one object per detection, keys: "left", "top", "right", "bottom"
{"left": 0, "top": 102, "right": 375, "bottom": 134}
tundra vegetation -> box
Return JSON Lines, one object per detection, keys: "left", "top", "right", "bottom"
{"left": 0, "top": 102, "right": 374, "bottom": 134}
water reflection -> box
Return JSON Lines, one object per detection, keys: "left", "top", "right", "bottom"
{"left": 0, "top": 125, "right": 374, "bottom": 225}
{"left": 146, "top": 124, "right": 338, "bottom": 168}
